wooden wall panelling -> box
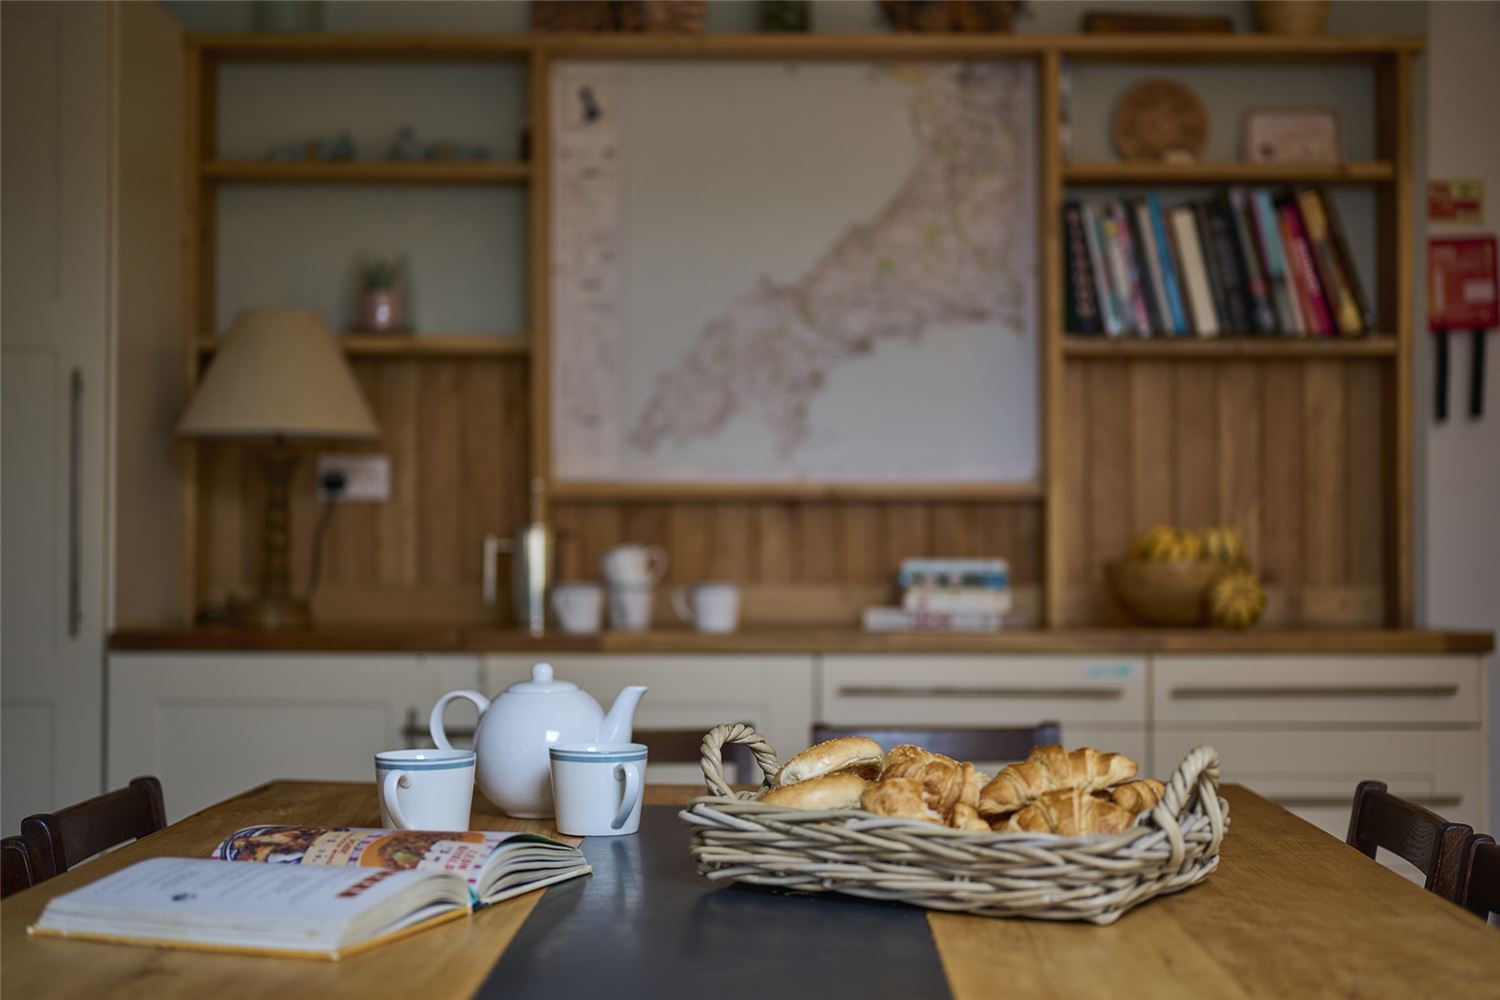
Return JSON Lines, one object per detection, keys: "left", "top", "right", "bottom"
{"left": 1041, "top": 50, "right": 1063, "bottom": 627}
{"left": 1260, "top": 362, "right": 1306, "bottom": 611}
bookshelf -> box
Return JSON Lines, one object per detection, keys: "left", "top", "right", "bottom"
{"left": 180, "top": 31, "right": 1421, "bottom": 632}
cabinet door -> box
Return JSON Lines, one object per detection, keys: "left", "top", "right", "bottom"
{"left": 108, "top": 654, "right": 482, "bottom": 822}
{"left": 484, "top": 656, "right": 815, "bottom": 785}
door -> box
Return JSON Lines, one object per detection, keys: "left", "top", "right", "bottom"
{"left": 1, "top": 2, "right": 111, "bottom": 829}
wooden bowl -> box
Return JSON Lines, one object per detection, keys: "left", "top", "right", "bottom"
{"left": 1107, "top": 559, "right": 1222, "bottom": 626}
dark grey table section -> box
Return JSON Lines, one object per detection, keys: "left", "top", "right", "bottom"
{"left": 475, "top": 806, "right": 953, "bottom": 1000}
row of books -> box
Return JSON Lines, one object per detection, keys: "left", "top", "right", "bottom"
{"left": 863, "top": 559, "right": 1011, "bottom": 633}
{"left": 1064, "top": 187, "right": 1372, "bottom": 339}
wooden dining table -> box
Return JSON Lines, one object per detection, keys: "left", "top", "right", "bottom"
{"left": 3, "top": 780, "right": 1498, "bottom": 999}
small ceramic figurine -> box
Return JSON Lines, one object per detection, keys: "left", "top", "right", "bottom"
{"left": 355, "top": 258, "right": 402, "bottom": 333}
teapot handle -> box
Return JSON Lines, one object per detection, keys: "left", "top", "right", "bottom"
{"left": 430, "top": 690, "right": 490, "bottom": 750}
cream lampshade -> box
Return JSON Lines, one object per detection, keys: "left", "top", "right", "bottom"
{"left": 179, "top": 308, "right": 380, "bottom": 630}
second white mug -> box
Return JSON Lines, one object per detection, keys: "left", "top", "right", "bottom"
{"left": 672, "top": 582, "right": 741, "bottom": 633}
{"left": 552, "top": 582, "right": 604, "bottom": 634}
{"left": 608, "top": 583, "right": 654, "bottom": 631}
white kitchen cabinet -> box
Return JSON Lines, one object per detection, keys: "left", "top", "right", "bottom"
{"left": 107, "top": 654, "right": 483, "bottom": 822}
{"left": 484, "top": 655, "right": 816, "bottom": 785}
{"left": 818, "top": 655, "right": 1149, "bottom": 772}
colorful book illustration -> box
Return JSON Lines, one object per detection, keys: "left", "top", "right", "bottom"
{"left": 1082, "top": 202, "right": 1125, "bottom": 336}
{"left": 1146, "top": 193, "right": 1189, "bottom": 335}
{"left": 1168, "top": 205, "right": 1220, "bottom": 337}
{"left": 1063, "top": 201, "right": 1102, "bottom": 335}
{"left": 1295, "top": 186, "right": 1364, "bottom": 336}
{"left": 1276, "top": 192, "right": 1335, "bottom": 335}
{"left": 1251, "top": 187, "right": 1305, "bottom": 334}
{"left": 1228, "top": 187, "right": 1278, "bottom": 334}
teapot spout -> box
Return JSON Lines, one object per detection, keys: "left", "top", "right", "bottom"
{"left": 599, "top": 685, "right": 647, "bottom": 743}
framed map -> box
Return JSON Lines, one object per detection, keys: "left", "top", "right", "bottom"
{"left": 549, "top": 59, "right": 1038, "bottom": 487}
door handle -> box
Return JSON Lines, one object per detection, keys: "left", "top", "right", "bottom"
{"left": 68, "top": 368, "right": 82, "bottom": 638}
{"left": 1169, "top": 685, "right": 1460, "bottom": 700}
{"left": 837, "top": 685, "right": 1125, "bottom": 700}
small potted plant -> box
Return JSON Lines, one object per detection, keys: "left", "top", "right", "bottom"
{"left": 355, "top": 257, "right": 403, "bottom": 334}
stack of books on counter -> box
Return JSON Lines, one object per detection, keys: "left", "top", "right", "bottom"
{"left": 862, "top": 559, "right": 1010, "bottom": 633}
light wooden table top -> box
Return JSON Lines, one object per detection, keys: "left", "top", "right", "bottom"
{"left": 3, "top": 781, "right": 1497, "bottom": 999}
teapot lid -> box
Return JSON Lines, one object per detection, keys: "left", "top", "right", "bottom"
{"left": 505, "top": 662, "right": 578, "bottom": 694}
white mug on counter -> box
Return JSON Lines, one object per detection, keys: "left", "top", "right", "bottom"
{"left": 375, "top": 749, "right": 476, "bottom": 831}
{"left": 549, "top": 742, "right": 648, "bottom": 836}
{"left": 552, "top": 582, "right": 604, "bottom": 634}
{"left": 672, "top": 582, "right": 741, "bottom": 633}
{"left": 600, "top": 543, "right": 668, "bottom": 587}
{"left": 608, "top": 583, "right": 654, "bottom": 631}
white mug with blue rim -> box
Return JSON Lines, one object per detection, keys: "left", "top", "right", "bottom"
{"left": 375, "top": 748, "right": 476, "bottom": 831}
{"left": 549, "top": 742, "right": 648, "bottom": 836}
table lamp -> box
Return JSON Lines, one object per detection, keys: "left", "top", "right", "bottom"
{"left": 179, "top": 307, "right": 379, "bottom": 629}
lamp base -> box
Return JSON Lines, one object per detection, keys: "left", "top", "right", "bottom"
{"left": 233, "top": 594, "right": 312, "bottom": 631}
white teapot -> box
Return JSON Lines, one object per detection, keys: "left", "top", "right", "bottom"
{"left": 429, "top": 663, "right": 646, "bottom": 819}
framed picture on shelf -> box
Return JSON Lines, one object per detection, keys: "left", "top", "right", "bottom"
{"left": 1242, "top": 107, "right": 1343, "bottom": 164}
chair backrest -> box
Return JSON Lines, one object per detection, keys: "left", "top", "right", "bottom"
{"left": 1455, "top": 833, "right": 1499, "bottom": 920}
{"left": 810, "top": 722, "right": 1062, "bottom": 768}
{"left": 636, "top": 728, "right": 761, "bottom": 785}
{"left": 1345, "top": 779, "right": 1472, "bottom": 897}
{"left": 1, "top": 835, "right": 42, "bottom": 899}
{"left": 20, "top": 776, "right": 167, "bottom": 878}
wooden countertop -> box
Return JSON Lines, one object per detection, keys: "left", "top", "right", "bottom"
{"left": 108, "top": 625, "right": 1495, "bottom": 655}
{"left": 3, "top": 781, "right": 1496, "bottom": 999}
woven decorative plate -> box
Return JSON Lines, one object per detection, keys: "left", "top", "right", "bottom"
{"left": 1113, "top": 79, "right": 1209, "bottom": 162}
{"left": 680, "top": 724, "right": 1228, "bottom": 925}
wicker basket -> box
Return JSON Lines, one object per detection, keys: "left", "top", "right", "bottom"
{"left": 1108, "top": 558, "right": 1223, "bottom": 626}
{"left": 679, "top": 724, "right": 1228, "bottom": 925}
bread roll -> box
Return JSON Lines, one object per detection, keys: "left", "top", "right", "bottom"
{"left": 978, "top": 745, "right": 1138, "bottom": 816}
{"left": 772, "top": 736, "right": 885, "bottom": 788}
{"left": 1109, "top": 778, "right": 1165, "bottom": 815}
{"left": 859, "top": 777, "right": 943, "bottom": 824}
{"left": 996, "top": 787, "right": 1134, "bottom": 836}
{"left": 759, "top": 772, "right": 871, "bottom": 811}
{"left": 880, "top": 745, "right": 981, "bottom": 815}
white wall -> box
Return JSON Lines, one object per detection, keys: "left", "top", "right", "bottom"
{"left": 1424, "top": 3, "right": 1500, "bottom": 833}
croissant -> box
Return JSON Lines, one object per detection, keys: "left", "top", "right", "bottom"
{"left": 978, "top": 745, "right": 1138, "bottom": 816}
{"left": 1109, "top": 778, "right": 1166, "bottom": 815}
{"left": 860, "top": 776, "right": 944, "bottom": 824}
{"left": 947, "top": 801, "right": 991, "bottom": 832}
{"left": 881, "top": 745, "right": 981, "bottom": 815}
{"left": 996, "top": 787, "right": 1134, "bottom": 837}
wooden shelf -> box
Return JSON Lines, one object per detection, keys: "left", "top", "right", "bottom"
{"left": 547, "top": 480, "right": 1045, "bottom": 503}
{"left": 201, "top": 160, "right": 529, "bottom": 185}
{"left": 196, "top": 334, "right": 530, "bottom": 359}
{"left": 1062, "top": 161, "right": 1394, "bottom": 185}
{"left": 1062, "top": 336, "right": 1398, "bottom": 360}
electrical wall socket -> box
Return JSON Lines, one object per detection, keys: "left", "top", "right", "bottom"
{"left": 317, "top": 454, "right": 391, "bottom": 502}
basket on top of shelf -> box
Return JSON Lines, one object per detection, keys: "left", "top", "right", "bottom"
{"left": 679, "top": 723, "right": 1228, "bottom": 925}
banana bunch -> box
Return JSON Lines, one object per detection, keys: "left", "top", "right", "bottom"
{"left": 1208, "top": 570, "right": 1267, "bottom": 629}
{"left": 1131, "top": 525, "right": 1245, "bottom": 565}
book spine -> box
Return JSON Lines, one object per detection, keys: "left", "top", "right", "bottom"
{"left": 899, "top": 558, "right": 1010, "bottom": 576}
{"left": 1063, "top": 201, "right": 1102, "bottom": 335}
{"left": 862, "top": 607, "right": 1003, "bottom": 633}
{"left": 1082, "top": 203, "right": 1124, "bottom": 337}
{"left": 1277, "top": 194, "right": 1335, "bottom": 336}
{"left": 1319, "top": 187, "right": 1374, "bottom": 332}
{"left": 1251, "top": 187, "right": 1305, "bottom": 334}
{"left": 1169, "top": 206, "right": 1219, "bottom": 337}
{"left": 1147, "top": 193, "right": 1189, "bottom": 335}
{"left": 1112, "top": 202, "right": 1154, "bottom": 335}
{"left": 1205, "top": 195, "right": 1254, "bottom": 334}
{"left": 902, "top": 590, "right": 1014, "bottom": 614}
{"left": 1101, "top": 205, "right": 1141, "bottom": 334}
{"left": 1228, "top": 187, "right": 1278, "bottom": 334}
{"left": 1295, "top": 186, "right": 1364, "bottom": 336}
{"left": 1132, "top": 199, "right": 1171, "bottom": 335}
{"left": 1193, "top": 202, "right": 1233, "bottom": 334}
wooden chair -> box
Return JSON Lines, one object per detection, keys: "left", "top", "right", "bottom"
{"left": 635, "top": 728, "right": 761, "bottom": 785}
{"left": 1, "top": 835, "right": 42, "bottom": 899}
{"left": 20, "top": 776, "right": 167, "bottom": 879}
{"left": 810, "top": 722, "right": 1063, "bottom": 765}
{"left": 1345, "top": 780, "right": 1472, "bottom": 897}
{"left": 1454, "top": 833, "right": 1499, "bottom": 920}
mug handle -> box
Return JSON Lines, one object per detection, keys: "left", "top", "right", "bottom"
{"left": 611, "top": 763, "right": 641, "bottom": 831}
{"left": 646, "top": 545, "right": 669, "bottom": 586}
{"left": 430, "top": 690, "right": 490, "bottom": 750}
{"left": 382, "top": 770, "right": 413, "bottom": 830}
{"left": 671, "top": 587, "right": 695, "bottom": 626}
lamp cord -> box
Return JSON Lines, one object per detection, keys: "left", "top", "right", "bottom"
{"left": 303, "top": 471, "right": 347, "bottom": 603}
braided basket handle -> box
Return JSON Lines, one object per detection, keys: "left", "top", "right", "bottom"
{"left": 700, "top": 723, "right": 780, "bottom": 798}
{"left": 1150, "top": 745, "right": 1225, "bottom": 866}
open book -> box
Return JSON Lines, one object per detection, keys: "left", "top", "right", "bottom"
{"left": 30, "top": 826, "right": 590, "bottom": 960}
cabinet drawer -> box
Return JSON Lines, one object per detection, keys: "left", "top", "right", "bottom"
{"left": 820, "top": 656, "right": 1147, "bottom": 730}
{"left": 1152, "top": 656, "right": 1482, "bottom": 725}
{"left": 1152, "top": 729, "right": 1486, "bottom": 838}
